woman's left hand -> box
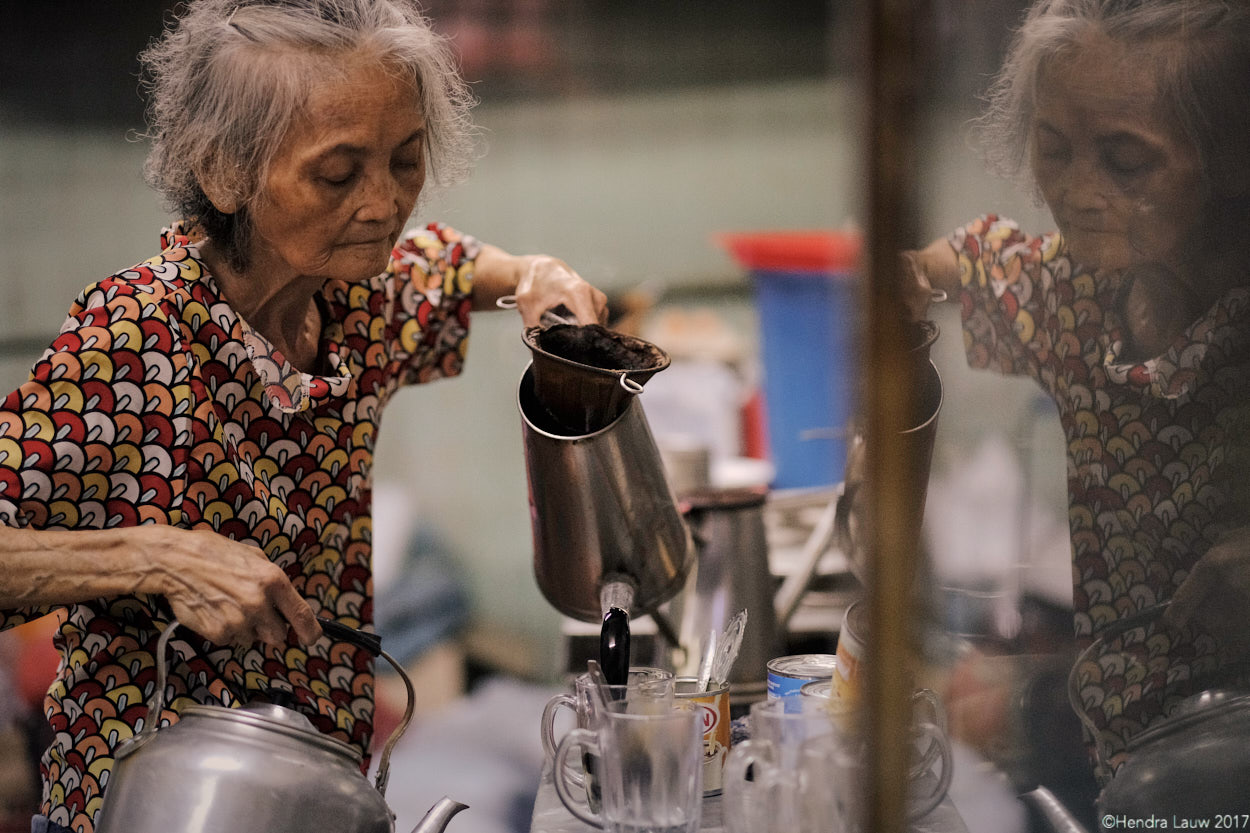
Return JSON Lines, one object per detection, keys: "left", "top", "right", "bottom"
{"left": 1164, "top": 526, "right": 1250, "bottom": 658}
{"left": 475, "top": 244, "right": 608, "bottom": 327}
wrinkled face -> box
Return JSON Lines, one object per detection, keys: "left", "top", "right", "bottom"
{"left": 1031, "top": 33, "right": 1205, "bottom": 277}
{"left": 247, "top": 56, "right": 426, "bottom": 285}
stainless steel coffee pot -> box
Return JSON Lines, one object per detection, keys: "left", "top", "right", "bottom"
{"left": 95, "top": 619, "right": 468, "bottom": 833}
{"left": 518, "top": 362, "right": 694, "bottom": 682}
{"left": 671, "top": 487, "right": 781, "bottom": 687}
{"left": 834, "top": 322, "right": 943, "bottom": 583}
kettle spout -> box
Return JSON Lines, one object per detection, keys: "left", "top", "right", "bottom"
{"left": 1020, "top": 787, "right": 1090, "bottom": 833}
{"left": 408, "top": 796, "right": 469, "bottom": 833}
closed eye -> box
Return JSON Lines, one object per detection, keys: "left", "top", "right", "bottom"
{"left": 1034, "top": 123, "right": 1070, "bottom": 163}
{"left": 1098, "top": 136, "right": 1161, "bottom": 178}
{"left": 1102, "top": 151, "right": 1154, "bottom": 177}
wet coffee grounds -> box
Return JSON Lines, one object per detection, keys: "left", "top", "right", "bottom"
{"left": 535, "top": 324, "right": 659, "bottom": 371}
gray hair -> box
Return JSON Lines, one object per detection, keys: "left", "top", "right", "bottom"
{"left": 977, "top": 0, "right": 1250, "bottom": 204}
{"left": 139, "top": 0, "right": 478, "bottom": 269}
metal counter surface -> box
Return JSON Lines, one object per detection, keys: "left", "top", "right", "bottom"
{"left": 529, "top": 760, "right": 970, "bottom": 833}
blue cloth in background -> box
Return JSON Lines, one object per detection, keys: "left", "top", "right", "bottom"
{"left": 374, "top": 527, "right": 471, "bottom": 667}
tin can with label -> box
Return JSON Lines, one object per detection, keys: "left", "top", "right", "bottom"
{"left": 835, "top": 599, "right": 868, "bottom": 708}
{"left": 674, "top": 676, "right": 731, "bottom": 795}
{"left": 799, "top": 674, "right": 860, "bottom": 730}
{"left": 766, "top": 654, "right": 837, "bottom": 702}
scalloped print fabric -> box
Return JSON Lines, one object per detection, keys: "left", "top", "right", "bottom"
{"left": 953, "top": 215, "right": 1250, "bottom": 782}
{"left": 0, "top": 221, "right": 478, "bottom": 832}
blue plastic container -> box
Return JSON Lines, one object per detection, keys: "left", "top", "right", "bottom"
{"left": 718, "top": 231, "right": 860, "bottom": 490}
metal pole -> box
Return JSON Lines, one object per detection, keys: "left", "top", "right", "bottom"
{"left": 863, "top": 0, "right": 929, "bottom": 831}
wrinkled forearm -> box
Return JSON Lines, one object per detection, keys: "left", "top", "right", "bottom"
{"left": 0, "top": 525, "right": 170, "bottom": 609}
{"left": 469, "top": 244, "right": 608, "bottom": 327}
{"left": 1, "top": 524, "right": 322, "bottom": 647}
{"left": 470, "top": 243, "right": 523, "bottom": 312}
{"left": 916, "top": 236, "right": 961, "bottom": 296}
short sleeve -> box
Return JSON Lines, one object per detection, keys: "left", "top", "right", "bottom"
{"left": 0, "top": 278, "right": 195, "bottom": 629}
{"left": 385, "top": 222, "right": 480, "bottom": 385}
{"left": 952, "top": 214, "right": 1064, "bottom": 382}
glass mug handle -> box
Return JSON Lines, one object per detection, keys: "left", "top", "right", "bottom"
{"left": 540, "top": 693, "right": 586, "bottom": 792}
{"left": 911, "top": 688, "right": 948, "bottom": 735}
{"left": 553, "top": 728, "right": 604, "bottom": 828}
{"left": 723, "top": 739, "right": 768, "bottom": 833}
{"left": 906, "top": 719, "right": 954, "bottom": 821}
{"left": 908, "top": 688, "right": 949, "bottom": 779}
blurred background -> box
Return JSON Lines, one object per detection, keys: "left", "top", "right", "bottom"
{"left": 0, "top": 1, "right": 1089, "bottom": 831}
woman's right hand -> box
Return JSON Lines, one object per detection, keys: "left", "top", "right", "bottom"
{"left": 138, "top": 526, "right": 322, "bottom": 649}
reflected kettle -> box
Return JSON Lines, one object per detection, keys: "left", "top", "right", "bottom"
{"left": 1023, "top": 603, "right": 1250, "bottom": 833}
{"left": 1069, "top": 603, "right": 1250, "bottom": 820}
{"left": 95, "top": 619, "right": 468, "bottom": 833}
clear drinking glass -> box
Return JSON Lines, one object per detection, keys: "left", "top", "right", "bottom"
{"left": 540, "top": 667, "right": 675, "bottom": 813}
{"left": 553, "top": 704, "right": 703, "bottom": 833}
{"left": 723, "top": 696, "right": 843, "bottom": 833}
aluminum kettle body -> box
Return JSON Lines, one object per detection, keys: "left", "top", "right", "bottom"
{"left": 95, "top": 620, "right": 468, "bottom": 833}
{"left": 97, "top": 702, "right": 394, "bottom": 833}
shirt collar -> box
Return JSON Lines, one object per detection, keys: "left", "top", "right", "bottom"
{"left": 160, "top": 222, "right": 355, "bottom": 414}
{"left": 1102, "top": 285, "right": 1250, "bottom": 398}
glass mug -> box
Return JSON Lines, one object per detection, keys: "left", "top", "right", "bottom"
{"left": 726, "top": 690, "right": 954, "bottom": 832}
{"left": 553, "top": 704, "right": 703, "bottom": 833}
{"left": 723, "top": 697, "right": 844, "bottom": 833}
{"left": 833, "top": 686, "right": 953, "bottom": 809}
{"left": 540, "top": 667, "right": 675, "bottom": 813}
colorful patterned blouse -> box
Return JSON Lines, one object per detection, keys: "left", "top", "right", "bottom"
{"left": 952, "top": 215, "right": 1250, "bottom": 781}
{"left": 0, "top": 221, "right": 479, "bottom": 832}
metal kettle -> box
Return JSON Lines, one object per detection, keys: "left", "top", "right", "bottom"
{"left": 95, "top": 619, "right": 468, "bottom": 833}
{"left": 1023, "top": 603, "right": 1250, "bottom": 833}
{"left": 1069, "top": 603, "right": 1250, "bottom": 820}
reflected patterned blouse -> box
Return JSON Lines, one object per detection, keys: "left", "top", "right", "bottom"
{"left": 0, "top": 221, "right": 479, "bottom": 832}
{"left": 952, "top": 215, "right": 1250, "bottom": 781}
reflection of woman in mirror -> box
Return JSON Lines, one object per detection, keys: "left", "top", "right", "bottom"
{"left": 904, "top": 0, "right": 1250, "bottom": 785}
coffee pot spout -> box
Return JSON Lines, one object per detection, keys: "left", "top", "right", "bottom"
{"left": 408, "top": 797, "right": 468, "bottom": 833}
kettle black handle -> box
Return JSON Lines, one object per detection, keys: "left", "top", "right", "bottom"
{"left": 313, "top": 618, "right": 412, "bottom": 797}
{"left": 317, "top": 616, "right": 383, "bottom": 655}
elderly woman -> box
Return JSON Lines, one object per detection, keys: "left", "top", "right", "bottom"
{"left": 0, "top": 1, "right": 607, "bottom": 831}
{"left": 906, "top": 0, "right": 1250, "bottom": 789}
